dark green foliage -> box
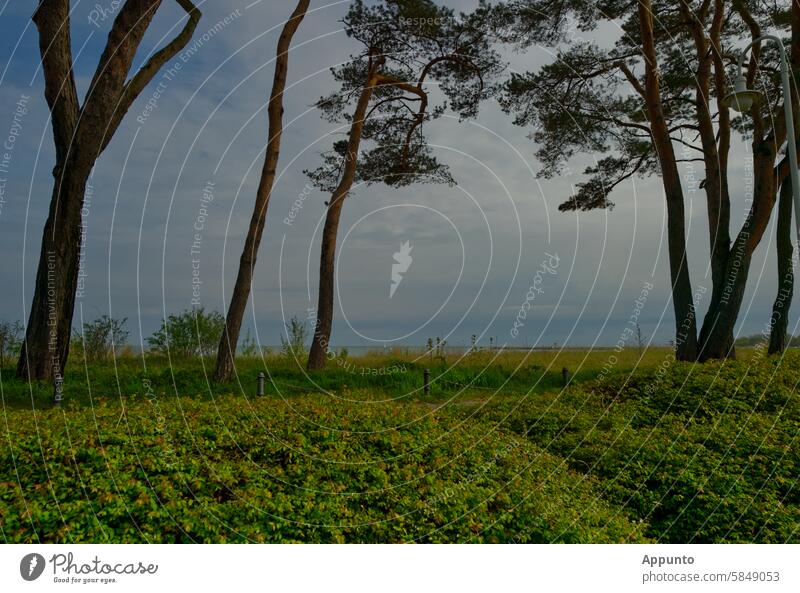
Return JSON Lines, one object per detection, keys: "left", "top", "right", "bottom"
{"left": 461, "top": 354, "right": 800, "bottom": 542}
{"left": 496, "top": 0, "right": 790, "bottom": 211}
{"left": 147, "top": 308, "right": 225, "bottom": 358}
{"left": 305, "top": 0, "right": 503, "bottom": 192}
{"left": 0, "top": 356, "right": 555, "bottom": 407}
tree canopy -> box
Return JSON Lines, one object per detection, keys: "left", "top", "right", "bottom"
{"left": 497, "top": 0, "right": 792, "bottom": 212}
{"left": 306, "top": 0, "right": 504, "bottom": 192}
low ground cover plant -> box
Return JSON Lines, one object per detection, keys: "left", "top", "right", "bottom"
{"left": 0, "top": 394, "right": 644, "bottom": 543}
{"left": 0, "top": 349, "right": 795, "bottom": 543}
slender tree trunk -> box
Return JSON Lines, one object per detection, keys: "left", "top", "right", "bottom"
{"left": 769, "top": 1, "right": 800, "bottom": 354}
{"left": 214, "top": 0, "right": 310, "bottom": 383}
{"left": 709, "top": 0, "right": 732, "bottom": 299}
{"left": 639, "top": 0, "right": 698, "bottom": 361}
{"left": 684, "top": 0, "right": 734, "bottom": 358}
{"left": 17, "top": 160, "right": 90, "bottom": 380}
{"left": 307, "top": 57, "right": 383, "bottom": 370}
{"left": 769, "top": 177, "right": 794, "bottom": 354}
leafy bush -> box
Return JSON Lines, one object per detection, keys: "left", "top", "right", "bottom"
{"left": 147, "top": 308, "right": 224, "bottom": 358}
{"left": 280, "top": 315, "right": 308, "bottom": 359}
{"left": 0, "top": 319, "right": 23, "bottom": 367}
{"left": 72, "top": 315, "right": 129, "bottom": 362}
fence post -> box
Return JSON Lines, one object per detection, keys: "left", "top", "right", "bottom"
{"left": 257, "top": 372, "right": 265, "bottom": 397}
{"left": 423, "top": 368, "right": 430, "bottom": 395}
{"left": 561, "top": 367, "right": 570, "bottom": 388}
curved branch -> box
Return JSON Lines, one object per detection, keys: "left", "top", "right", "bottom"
{"left": 615, "top": 61, "right": 646, "bottom": 99}
{"left": 374, "top": 72, "right": 428, "bottom": 169}
{"left": 100, "top": 0, "right": 201, "bottom": 152}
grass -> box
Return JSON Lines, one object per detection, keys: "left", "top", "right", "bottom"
{"left": 0, "top": 347, "right": 797, "bottom": 543}
{"left": 0, "top": 347, "right": 678, "bottom": 409}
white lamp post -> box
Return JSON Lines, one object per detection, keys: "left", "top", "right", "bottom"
{"left": 722, "top": 34, "right": 800, "bottom": 245}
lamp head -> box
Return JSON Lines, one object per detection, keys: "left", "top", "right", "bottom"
{"left": 722, "top": 74, "right": 762, "bottom": 112}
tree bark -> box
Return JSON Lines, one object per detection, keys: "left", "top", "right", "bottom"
{"left": 769, "top": 176, "right": 794, "bottom": 354}
{"left": 698, "top": 147, "right": 777, "bottom": 361}
{"left": 698, "top": 0, "right": 799, "bottom": 360}
{"left": 683, "top": 0, "right": 734, "bottom": 356}
{"left": 638, "top": 0, "right": 699, "bottom": 361}
{"left": 17, "top": 162, "right": 90, "bottom": 381}
{"left": 307, "top": 55, "right": 384, "bottom": 370}
{"left": 17, "top": 0, "right": 200, "bottom": 381}
{"left": 214, "top": 0, "right": 310, "bottom": 383}
{"left": 769, "top": 0, "right": 800, "bottom": 355}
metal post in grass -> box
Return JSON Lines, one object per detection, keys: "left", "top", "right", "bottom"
{"left": 257, "top": 372, "right": 266, "bottom": 397}
{"left": 423, "top": 368, "right": 430, "bottom": 395}
{"left": 53, "top": 375, "right": 64, "bottom": 407}
{"left": 561, "top": 367, "right": 570, "bottom": 388}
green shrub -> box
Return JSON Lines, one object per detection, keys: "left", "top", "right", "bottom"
{"left": 147, "top": 308, "right": 224, "bottom": 358}
{"left": 280, "top": 315, "right": 309, "bottom": 360}
{"left": 72, "top": 315, "right": 129, "bottom": 362}
{"left": 0, "top": 319, "right": 23, "bottom": 368}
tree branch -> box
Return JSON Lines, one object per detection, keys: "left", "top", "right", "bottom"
{"left": 32, "top": 0, "right": 80, "bottom": 167}
{"left": 100, "top": 0, "right": 201, "bottom": 153}
{"left": 615, "top": 61, "right": 646, "bottom": 99}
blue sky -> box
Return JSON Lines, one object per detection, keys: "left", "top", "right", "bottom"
{"left": 0, "top": 0, "right": 794, "bottom": 350}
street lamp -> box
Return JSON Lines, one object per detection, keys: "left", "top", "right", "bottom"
{"left": 721, "top": 73, "right": 762, "bottom": 112}
{"left": 723, "top": 35, "right": 800, "bottom": 246}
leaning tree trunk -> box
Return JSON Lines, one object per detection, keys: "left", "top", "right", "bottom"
{"left": 214, "top": 0, "right": 310, "bottom": 383}
{"left": 769, "top": 176, "right": 794, "bottom": 354}
{"left": 638, "top": 0, "right": 698, "bottom": 361}
{"left": 17, "top": 161, "right": 91, "bottom": 380}
{"left": 307, "top": 60, "right": 383, "bottom": 370}
{"left": 17, "top": 0, "right": 200, "bottom": 382}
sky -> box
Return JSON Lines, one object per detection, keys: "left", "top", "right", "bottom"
{"left": 0, "top": 0, "right": 794, "bottom": 351}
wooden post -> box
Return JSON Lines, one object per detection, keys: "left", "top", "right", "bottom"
{"left": 561, "top": 367, "right": 570, "bottom": 387}
{"left": 423, "top": 368, "right": 430, "bottom": 395}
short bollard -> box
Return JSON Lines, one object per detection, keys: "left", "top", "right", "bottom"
{"left": 423, "top": 368, "right": 430, "bottom": 395}
{"left": 257, "top": 372, "right": 266, "bottom": 397}
{"left": 562, "top": 367, "right": 570, "bottom": 387}
{"left": 53, "top": 376, "right": 64, "bottom": 407}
